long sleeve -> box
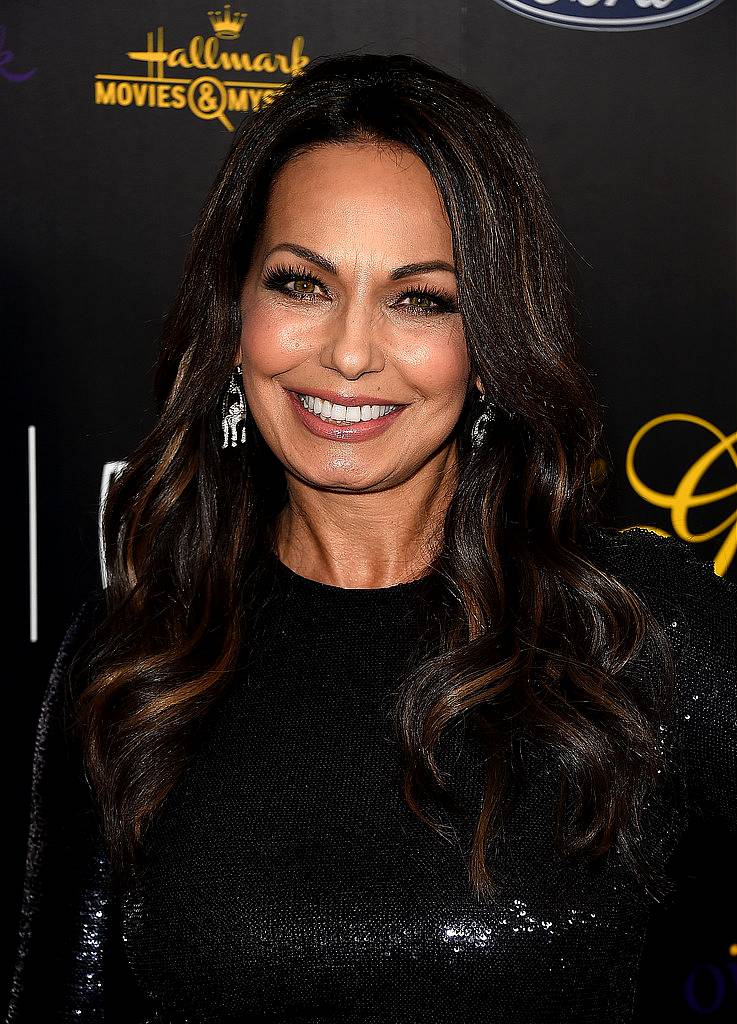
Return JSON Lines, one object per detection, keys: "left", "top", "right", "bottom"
{"left": 599, "top": 527, "right": 737, "bottom": 836}
{"left": 5, "top": 594, "right": 151, "bottom": 1023}
{"left": 667, "top": 540, "right": 737, "bottom": 834}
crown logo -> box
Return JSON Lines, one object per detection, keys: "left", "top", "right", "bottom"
{"left": 207, "top": 4, "right": 247, "bottom": 39}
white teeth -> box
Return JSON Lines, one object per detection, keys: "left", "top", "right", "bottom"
{"left": 297, "top": 393, "right": 397, "bottom": 423}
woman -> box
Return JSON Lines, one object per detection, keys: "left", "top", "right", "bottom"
{"left": 7, "top": 52, "right": 736, "bottom": 1024}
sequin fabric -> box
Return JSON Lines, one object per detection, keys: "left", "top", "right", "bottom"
{"left": 5, "top": 526, "right": 736, "bottom": 1023}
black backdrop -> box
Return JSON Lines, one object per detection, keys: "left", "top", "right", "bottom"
{"left": 3, "top": 1, "right": 735, "bottom": 1019}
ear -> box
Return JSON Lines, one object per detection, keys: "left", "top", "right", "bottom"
{"left": 474, "top": 374, "right": 483, "bottom": 396}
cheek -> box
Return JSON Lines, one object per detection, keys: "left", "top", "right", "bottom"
{"left": 397, "top": 325, "right": 470, "bottom": 402}
{"left": 239, "top": 300, "right": 312, "bottom": 375}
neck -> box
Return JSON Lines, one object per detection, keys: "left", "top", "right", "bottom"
{"left": 275, "top": 442, "right": 459, "bottom": 589}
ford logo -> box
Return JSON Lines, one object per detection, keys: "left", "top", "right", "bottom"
{"left": 490, "top": 0, "right": 726, "bottom": 32}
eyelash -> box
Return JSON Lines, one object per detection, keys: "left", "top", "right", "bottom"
{"left": 261, "top": 262, "right": 458, "bottom": 317}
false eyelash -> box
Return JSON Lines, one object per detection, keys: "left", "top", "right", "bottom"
{"left": 261, "top": 261, "right": 457, "bottom": 316}
{"left": 262, "top": 262, "right": 322, "bottom": 293}
{"left": 400, "top": 281, "right": 458, "bottom": 313}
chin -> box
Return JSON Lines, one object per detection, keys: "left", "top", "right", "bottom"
{"left": 290, "top": 457, "right": 395, "bottom": 492}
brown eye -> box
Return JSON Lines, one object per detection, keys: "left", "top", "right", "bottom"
{"left": 262, "top": 263, "right": 327, "bottom": 303}
{"left": 406, "top": 293, "right": 434, "bottom": 310}
{"left": 290, "top": 278, "right": 317, "bottom": 296}
{"left": 395, "top": 286, "right": 457, "bottom": 316}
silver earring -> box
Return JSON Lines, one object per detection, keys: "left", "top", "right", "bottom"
{"left": 221, "top": 364, "right": 248, "bottom": 448}
{"left": 470, "top": 390, "right": 495, "bottom": 450}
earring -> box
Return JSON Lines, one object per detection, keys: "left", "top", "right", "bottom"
{"left": 470, "top": 389, "right": 495, "bottom": 451}
{"left": 221, "top": 364, "right": 248, "bottom": 448}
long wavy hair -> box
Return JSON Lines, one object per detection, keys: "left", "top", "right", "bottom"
{"left": 71, "top": 52, "right": 675, "bottom": 901}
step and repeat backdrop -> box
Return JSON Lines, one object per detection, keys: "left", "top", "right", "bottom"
{"left": 3, "top": 1, "right": 735, "bottom": 1019}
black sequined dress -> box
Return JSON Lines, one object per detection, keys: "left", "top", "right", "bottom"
{"left": 6, "top": 526, "right": 737, "bottom": 1023}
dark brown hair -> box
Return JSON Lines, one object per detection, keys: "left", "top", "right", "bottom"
{"left": 72, "top": 53, "right": 675, "bottom": 901}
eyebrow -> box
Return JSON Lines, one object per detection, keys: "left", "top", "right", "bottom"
{"left": 264, "top": 242, "right": 457, "bottom": 281}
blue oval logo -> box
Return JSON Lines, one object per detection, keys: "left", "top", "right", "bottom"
{"left": 490, "top": 0, "right": 726, "bottom": 31}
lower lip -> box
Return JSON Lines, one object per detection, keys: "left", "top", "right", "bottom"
{"left": 286, "top": 390, "right": 406, "bottom": 442}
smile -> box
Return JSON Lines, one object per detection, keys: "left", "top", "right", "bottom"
{"left": 296, "top": 392, "right": 398, "bottom": 425}
{"left": 285, "top": 388, "right": 407, "bottom": 443}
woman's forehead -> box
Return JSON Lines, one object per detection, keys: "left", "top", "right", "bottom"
{"left": 257, "top": 146, "right": 454, "bottom": 268}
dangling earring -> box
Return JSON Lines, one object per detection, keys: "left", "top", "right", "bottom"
{"left": 221, "top": 363, "right": 248, "bottom": 448}
{"left": 470, "top": 388, "right": 495, "bottom": 451}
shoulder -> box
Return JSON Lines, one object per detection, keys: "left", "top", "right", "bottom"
{"left": 55, "top": 589, "right": 108, "bottom": 668}
{"left": 580, "top": 523, "right": 727, "bottom": 582}
{"left": 46, "top": 588, "right": 109, "bottom": 714}
{"left": 580, "top": 524, "right": 736, "bottom": 661}
{"left": 24, "top": 590, "right": 111, "bottom": 818}
{"left": 581, "top": 524, "right": 736, "bottom": 611}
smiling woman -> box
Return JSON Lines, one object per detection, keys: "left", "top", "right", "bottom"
{"left": 7, "top": 52, "right": 736, "bottom": 1024}
{"left": 236, "top": 140, "right": 471, "bottom": 531}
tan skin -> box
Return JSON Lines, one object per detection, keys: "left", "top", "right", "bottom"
{"left": 237, "top": 140, "right": 482, "bottom": 589}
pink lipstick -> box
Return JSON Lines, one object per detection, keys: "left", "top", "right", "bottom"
{"left": 286, "top": 389, "right": 407, "bottom": 443}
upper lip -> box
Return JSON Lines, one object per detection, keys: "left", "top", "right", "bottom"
{"left": 287, "top": 386, "right": 406, "bottom": 407}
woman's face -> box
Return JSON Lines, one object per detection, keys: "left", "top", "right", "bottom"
{"left": 238, "top": 141, "right": 472, "bottom": 494}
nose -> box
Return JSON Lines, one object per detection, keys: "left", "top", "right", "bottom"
{"left": 319, "top": 302, "right": 385, "bottom": 380}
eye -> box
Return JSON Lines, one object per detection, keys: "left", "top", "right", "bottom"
{"left": 262, "top": 262, "right": 327, "bottom": 303}
{"left": 394, "top": 284, "right": 457, "bottom": 317}
{"left": 261, "top": 263, "right": 457, "bottom": 317}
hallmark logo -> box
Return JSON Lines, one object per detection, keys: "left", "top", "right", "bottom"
{"left": 207, "top": 4, "right": 247, "bottom": 39}
{"left": 94, "top": 5, "right": 309, "bottom": 131}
